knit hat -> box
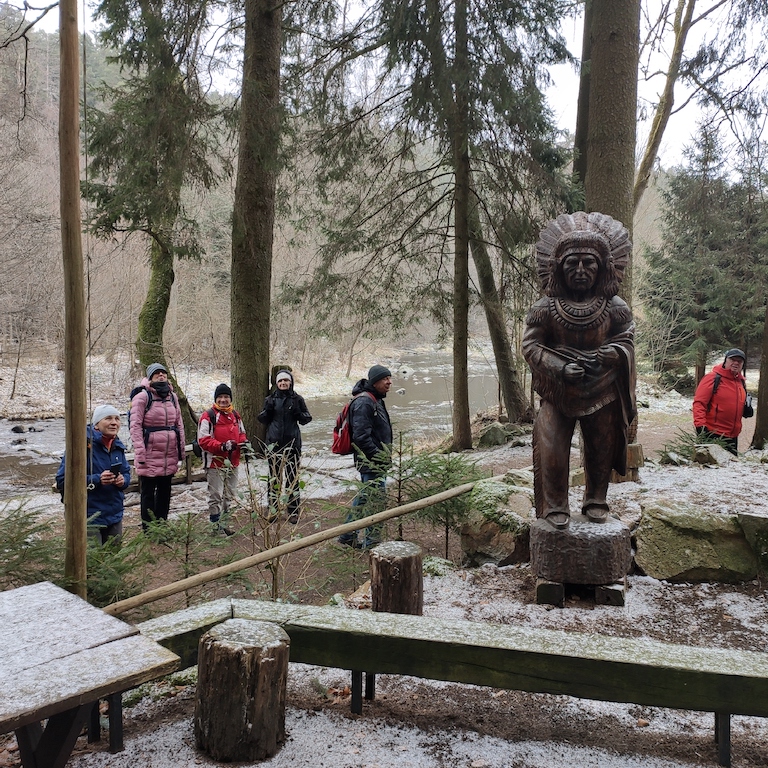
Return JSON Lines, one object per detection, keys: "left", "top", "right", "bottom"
{"left": 214, "top": 383, "right": 233, "bottom": 400}
{"left": 275, "top": 370, "right": 293, "bottom": 384}
{"left": 146, "top": 362, "right": 168, "bottom": 379}
{"left": 367, "top": 365, "right": 392, "bottom": 385}
{"left": 92, "top": 404, "right": 120, "bottom": 427}
{"left": 723, "top": 348, "right": 746, "bottom": 365}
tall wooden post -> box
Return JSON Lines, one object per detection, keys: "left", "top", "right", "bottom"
{"left": 60, "top": 0, "right": 88, "bottom": 597}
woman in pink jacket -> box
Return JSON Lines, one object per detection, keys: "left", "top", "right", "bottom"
{"left": 130, "top": 362, "right": 185, "bottom": 530}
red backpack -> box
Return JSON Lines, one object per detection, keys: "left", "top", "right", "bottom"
{"left": 332, "top": 392, "right": 376, "bottom": 455}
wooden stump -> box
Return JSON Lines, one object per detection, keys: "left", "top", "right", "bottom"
{"left": 370, "top": 541, "right": 423, "bottom": 615}
{"left": 530, "top": 514, "right": 631, "bottom": 586}
{"left": 194, "top": 619, "right": 289, "bottom": 761}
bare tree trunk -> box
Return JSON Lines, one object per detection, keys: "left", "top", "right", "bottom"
{"left": 467, "top": 191, "right": 528, "bottom": 423}
{"left": 751, "top": 303, "right": 768, "bottom": 449}
{"left": 584, "top": 0, "right": 640, "bottom": 303}
{"left": 136, "top": 237, "right": 197, "bottom": 439}
{"left": 231, "top": 0, "right": 282, "bottom": 442}
{"left": 451, "top": 0, "right": 472, "bottom": 451}
{"left": 60, "top": 0, "right": 88, "bottom": 598}
{"left": 634, "top": 0, "right": 694, "bottom": 213}
{"left": 572, "top": 0, "right": 593, "bottom": 189}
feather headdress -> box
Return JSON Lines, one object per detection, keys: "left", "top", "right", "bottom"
{"left": 535, "top": 212, "right": 631, "bottom": 298}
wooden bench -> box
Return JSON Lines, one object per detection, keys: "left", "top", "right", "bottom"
{"left": 0, "top": 582, "right": 179, "bottom": 768}
{"left": 138, "top": 597, "right": 768, "bottom": 767}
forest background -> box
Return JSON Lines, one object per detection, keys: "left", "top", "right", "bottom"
{"left": 2, "top": 0, "right": 768, "bottom": 450}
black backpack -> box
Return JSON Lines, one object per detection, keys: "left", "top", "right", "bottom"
{"left": 192, "top": 408, "right": 217, "bottom": 458}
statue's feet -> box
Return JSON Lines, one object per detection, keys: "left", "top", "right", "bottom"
{"left": 544, "top": 511, "right": 570, "bottom": 529}
{"left": 584, "top": 501, "right": 609, "bottom": 523}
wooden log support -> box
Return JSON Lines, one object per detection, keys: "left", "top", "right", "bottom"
{"left": 595, "top": 580, "right": 627, "bottom": 607}
{"left": 352, "top": 542, "right": 424, "bottom": 712}
{"left": 194, "top": 619, "right": 289, "bottom": 762}
{"left": 536, "top": 578, "right": 565, "bottom": 608}
{"left": 370, "top": 541, "right": 424, "bottom": 615}
{"left": 715, "top": 712, "right": 731, "bottom": 767}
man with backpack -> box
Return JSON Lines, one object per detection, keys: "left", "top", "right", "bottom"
{"left": 197, "top": 383, "right": 247, "bottom": 535}
{"left": 693, "top": 348, "right": 753, "bottom": 455}
{"left": 337, "top": 364, "right": 393, "bottom": 549}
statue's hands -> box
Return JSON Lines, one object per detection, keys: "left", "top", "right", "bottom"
{"left": 563, "top": 363, "right": 585, "bottom": 381}
{"left": 596, "top": 346, "right": 620, "bottom": 367}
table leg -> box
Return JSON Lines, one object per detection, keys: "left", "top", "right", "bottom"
{"left": 350, "top": 670, "right": 362, "bottom": 714}
{"left": 16, "top": 703, "right": 92, "bottom": 768}
{"left": 87, "top": 700, "right": 100, "bottom": 743}
{"left": 108, "top": 692, "right": 124, "bottom": 753}
{"left": 715, "top": 711, "right": 731, "bottom": 767}
{"left": 364, "top": 672, "right": 376, "bottom": 701}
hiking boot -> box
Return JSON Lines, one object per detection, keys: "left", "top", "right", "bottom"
{"left": 215, "top": 523, "right": 235, "bottom": 537}
{"left": 287, "top": 512, "right": 299, "bottom": 525}
{"left": 338, "top": 535, "right": 362, "bottom": 549}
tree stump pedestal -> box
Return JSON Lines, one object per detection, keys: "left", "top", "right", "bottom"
{"left": 530, "top": 515, "right": 631, "bottom": 607}
{"left": 353, "top": 541, "right": 424, "bottom": 712}
{"left": 194, "top": 618, "right": 289, "bottom": 761}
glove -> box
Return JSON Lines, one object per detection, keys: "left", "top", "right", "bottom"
{"left": 222, "top": 440, "right": 235, "bottom": 452}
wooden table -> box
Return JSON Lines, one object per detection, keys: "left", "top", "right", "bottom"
{"left": 0, "top": 581, "right": 179, "bottom": 768}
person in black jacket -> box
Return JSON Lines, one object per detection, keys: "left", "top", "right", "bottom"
{"left": 257, "top": 370, "right": 312, "bottom": 523}
{"left": 338, "top": 364, "right": 393, "bottom": 549}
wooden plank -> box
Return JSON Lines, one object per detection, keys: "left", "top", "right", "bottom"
{"left": 138, "top": 599, "right": 233, "bottom": 669}
{"left": 231, "top": 600, "right": 768, "bottom": 717}
{"left": 0, "top": 582, "right": 137, "bottom": 676}
{"left": 0, "top": 634, "right": 179, "bottom": 733}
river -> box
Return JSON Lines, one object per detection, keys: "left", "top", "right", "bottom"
{"left": 0, "top": 349, "right": 503, "bottom": 496}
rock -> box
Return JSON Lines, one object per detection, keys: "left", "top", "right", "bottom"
{"left": 661, "top": 450, "right": 690, "bottom": 466}
{"left": 461, "top": 478, "right": 533, "bottom": 566}
{"left": 737, "top": 512, "right": 768, "bottom": 574}
{"left": 477, "top": 423, "right": 508, "bottom": 448}
{"left": 502, "top": 468, "right": 534, "bottom": 489}
{"left": 570, "top": 467, "right": 585, "bottom": 486}
{"left": 10, "top": 425, "right": 26, "bottom": 434}
{"left": 530, "top": 515, "right": 631, "bottom": 585}
{"left": 693, "top": 444, "right": 734, "bottom": 466}
{"left": 11, "top": 438, "right": 26, "bottom": 446}
{"left": 635, "top": 501, "right": 757, "bottom": 582}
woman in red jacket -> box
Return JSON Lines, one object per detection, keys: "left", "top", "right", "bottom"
{"left": 692, "top": 348, "right": 750, "bottom": 455}
{"left": 197, "top": 383, "right": 247, "bottom": 535}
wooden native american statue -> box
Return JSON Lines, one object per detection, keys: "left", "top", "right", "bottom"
{"left": 522, "top": 211, "right": 636, "bottom": 530}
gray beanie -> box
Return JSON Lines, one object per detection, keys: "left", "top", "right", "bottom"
{"left": 367, "top": 365, "right": 392, "bottom": 385}
{"left": 92, "top": 404, "right": 120, "bottom": 426}
{"left": 275, "top": 370, "right": 293, "bottom": 384}
{"left": 146, "top": 362, "right": 168, "bottom": 379}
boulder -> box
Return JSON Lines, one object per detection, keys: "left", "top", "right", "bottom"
{"left": 737, "top": 511, "right": 768, "bottom": 574}
{"left": 693, "top": 444, "right": 734, "bottom": 466}
{"left": 634, "top": 501, "right": 757, "bottom": 582}
{"left": 460, "top": 478, "right": 533, "bottom": 566}
{"left": 477, "top": 423, "right": 509, "bottom": 448}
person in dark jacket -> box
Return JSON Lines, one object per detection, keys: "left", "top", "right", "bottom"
{"left": 693, "top": 348, "right": 751, "bottom": 455}
{"left": 257, "top": 370, "right": 312, "bottom": 523}
{"left": 56, "top": 404, "right": 131, "bottom": 545}
{"left": 338, "top": 364, "right": 393, "bottom": 549}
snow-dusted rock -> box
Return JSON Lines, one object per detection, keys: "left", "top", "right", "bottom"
{"left": 693, "top": 443, "right": 734, "bottom": 466}
{"left": 460, "top": 477, "right": 534, "bottom": 566}
{"left": 635, "top": 500, "right": 758, "bottom": 582}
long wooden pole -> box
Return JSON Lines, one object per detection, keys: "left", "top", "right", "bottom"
{"left": 103, "top": 481, "right": 479, "bottom": 616}
{"left": 60, "top": 0, "right": 88, "bottom": 597}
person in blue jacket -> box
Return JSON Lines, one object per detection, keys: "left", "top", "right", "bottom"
{"left": 56, "top": 404, "right": 131, "bottom": 544}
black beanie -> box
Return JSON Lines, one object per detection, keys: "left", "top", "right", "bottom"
{"left": 214, "top": 383, "right": 233, "bottom": 400}
{"left": 367, "top": 365, "right": 392, "bottom": 385}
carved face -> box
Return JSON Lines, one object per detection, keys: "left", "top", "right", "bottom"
{"left": 562, "top": 251, "right": 599, "bottom": 295}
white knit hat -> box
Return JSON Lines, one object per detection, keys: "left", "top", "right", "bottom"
{"left": 92, "top": 404, "right": 120, "bottom": 426}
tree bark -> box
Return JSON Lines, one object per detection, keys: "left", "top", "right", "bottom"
{"left": 231, "top": 0, "right": 282, "bottom": 441}
{"left": 468, "top": 192, "right": 528, "bottom": 422}
{"left": 751, "top": 303, "right": 768, "bottom": 449}
{"left": 584, "top": 0, "right": 640, "bottom": 303}
{"left": 195, "top": 619, "right": 288, "bottom": 761}
{"left": 572, "top": 0, "right": 593, "bottom": 189}
{"left": 451, "top": 0, "right": 472, "bottom": 451}
{"left": 60, "top": 0, "right": 87, "bottom": 598}
{"left": 370, "top": 541, "right": 423, "bottom": 615}
{"left": 135, "top": 237, "right": 197, "bottom": 440}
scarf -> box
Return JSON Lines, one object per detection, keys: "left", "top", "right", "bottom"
{"left": 214, "top": 403, "right": 234, "bottom": 414}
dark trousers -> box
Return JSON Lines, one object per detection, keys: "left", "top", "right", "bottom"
{"left": 339, "top": 471, "right": 385, "bottom": 548}
{"left": 267, "top": 450, "right": 300, "bottom": 515}
{"left": 140, "top": 475, "right": 173, "bottom": 529}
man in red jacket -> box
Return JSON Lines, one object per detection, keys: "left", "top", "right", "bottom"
{"left": 692, "top": 348, "right": 751, "bottom": 455}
